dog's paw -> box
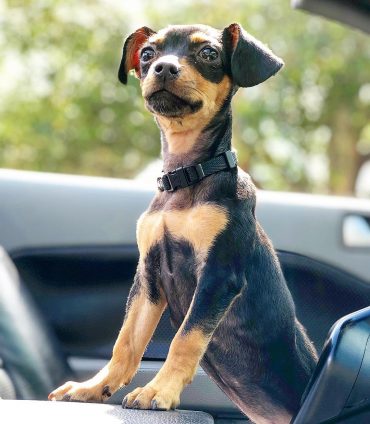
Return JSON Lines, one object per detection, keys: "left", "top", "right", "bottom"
{"left": 48, "top": 381, "right": 112, "bottom": 403}
{"left": 48, "top": 361, "right": 138, "bottom": 403}
{"left": 122, "top": 384, "right": 180, "bottom": 410}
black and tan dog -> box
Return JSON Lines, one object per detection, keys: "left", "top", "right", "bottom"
{"left": 49, "top": 23, "right": 318, "bottom": 424}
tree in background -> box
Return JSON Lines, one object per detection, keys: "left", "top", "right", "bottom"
{"left": 0, "top": 0, "right": 159, "bottom": 177}
{"left": 0, "top": 0, "right": 369, "bottom": 196}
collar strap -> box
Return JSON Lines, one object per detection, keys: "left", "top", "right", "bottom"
{"left": 157, "top": 150, "right": 237, "bottom": 192}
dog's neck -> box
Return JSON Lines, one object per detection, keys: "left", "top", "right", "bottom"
{"left": 155, "top": 104, "right": 233, "bottom": 172}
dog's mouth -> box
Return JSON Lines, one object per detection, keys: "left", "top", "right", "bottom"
{"left": 145, "top": 89, "right": 202, "bottom": 118}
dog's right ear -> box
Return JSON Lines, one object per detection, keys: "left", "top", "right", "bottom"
{"left": 222, "top": 23, "right": 283, "bottom": 88}
{"left": 118, "top": 26, "right": 156, "bottom": 85}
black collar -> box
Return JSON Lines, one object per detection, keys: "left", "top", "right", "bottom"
{"left": 157, "top": 150, "right": 237, "bottom": 192}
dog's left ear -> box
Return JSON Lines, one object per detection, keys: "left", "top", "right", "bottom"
{"left": 222, "top": 23, "right": 284, "bottom": 88}
{"left": 118, "top": 26, "right": 156, "bottom": 84}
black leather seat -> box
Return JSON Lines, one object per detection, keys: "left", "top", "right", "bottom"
{"left": 0, "top": 246, "right": 73, "bottom": 399}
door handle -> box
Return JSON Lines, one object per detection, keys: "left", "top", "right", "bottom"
{"left": 343, "top": 215, "right": 370, "bottom": 247}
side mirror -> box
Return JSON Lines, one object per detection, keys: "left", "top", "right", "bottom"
{"left": 292, "top": 306, "right": 370, "bottom": 423}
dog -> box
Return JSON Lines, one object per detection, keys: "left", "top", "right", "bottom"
{"left": 49, "top": 23, "right": 318, "bottom": 424}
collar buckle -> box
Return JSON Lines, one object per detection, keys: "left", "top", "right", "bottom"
{"left": 224, "top": 151, "right": 237, "bottom": 168}
{"left": 166, "top": 166, "right": 189, "bottom": 192}
{"left": 194, "top": 163, "right": 205, "bottom": 179}
{"left": 157, "top": 177, "right": 165, "bottom": 192}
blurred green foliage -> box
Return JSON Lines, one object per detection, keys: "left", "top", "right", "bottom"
{"left": 0, "top": 0, "right": 369, "bottom": 195}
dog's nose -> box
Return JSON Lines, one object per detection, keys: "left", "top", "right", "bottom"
{"left": 154, "top": 62, "right": 180, "bottom": 80}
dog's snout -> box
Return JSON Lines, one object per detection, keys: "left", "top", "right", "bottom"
{"left": 154, "top": 62, "right": 180, "bottom": 80}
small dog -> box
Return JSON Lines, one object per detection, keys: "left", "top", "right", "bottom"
{"left": 49, "top": 23, "right": 318, "bottom": 424}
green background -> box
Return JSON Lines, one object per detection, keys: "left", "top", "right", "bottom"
{"left": 0, "top": 0, "right": 369, "bottom": 196}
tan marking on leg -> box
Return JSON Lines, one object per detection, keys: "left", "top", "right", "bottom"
{"left": 124, "top": 328, "right": 209, "bottom": 410}
{"left": 157, "top": 328, "right": 209, "bottom": 386}
{"left": 110, "top": 288, "right": 167, "bottom": 380}
{"left": 49, "top": 290, "right": 166, "bottom": 402}
{"left": 136, "top": 204, "right": 228, "bottom": 260}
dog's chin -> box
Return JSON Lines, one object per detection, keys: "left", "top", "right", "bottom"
{"left": 145, "top": 90, "right": 202, "bottom": 118}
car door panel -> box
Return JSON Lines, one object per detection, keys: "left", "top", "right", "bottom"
{"left": 1, "top": 169, "right": 370, "bottom": 419}
{"left": 9, "top": 245, "right": 370, "bottom": 360}
{"left": 11, "top": 246, "right": 176, "bottom": 360}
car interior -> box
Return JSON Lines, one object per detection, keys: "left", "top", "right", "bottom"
{"left": 1, "top": 169, "right": 370, "bottom": 423}
{"left": 0, "top": 0, "right": 369, "bottom": 423}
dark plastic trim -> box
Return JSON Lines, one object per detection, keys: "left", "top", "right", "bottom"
{"left": 9, "top": 245, "right": 370, "bottom": 291}
{"left": 292, "top": 0, "right": 370, "bottom": 34}
{"left": 292, "top": 306, "right": 370, "bottom": 424}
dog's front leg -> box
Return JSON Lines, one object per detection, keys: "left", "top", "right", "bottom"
{"left": 48, "top": 270, "right": 167, "bottom": 402}
{"left": 123, "top": 261, "right": 243, "bottom": 410}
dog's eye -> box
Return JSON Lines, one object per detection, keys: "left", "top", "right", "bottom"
{"left": 199, "top": 46, "right": 219, "bottom": 61}
{"left": 141, "top": 48, "right": 155, "bottom": 62}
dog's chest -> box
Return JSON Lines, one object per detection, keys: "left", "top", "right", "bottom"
{"left": 136, "top": 203, "right": 229, "bottom": 260}
{"left": 136, "top": 203, "right": 229, "bottom": 325}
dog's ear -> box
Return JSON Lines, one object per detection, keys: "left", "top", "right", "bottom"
{"left": 118, "top": 26, "right": 156, "bottom": 84}
{"left": 222, "top": 23, "right": 283, "bottom": 88}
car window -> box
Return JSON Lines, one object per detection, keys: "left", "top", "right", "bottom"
{"left": 0, "top": 0, "right": 369, "bottom": 197}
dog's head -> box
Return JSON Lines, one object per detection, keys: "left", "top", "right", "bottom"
{"left": 118, "top": 24, "right": 283, "bottom": 120}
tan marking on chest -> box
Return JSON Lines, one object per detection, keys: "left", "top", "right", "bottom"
{"left": 136, "top": 212, "right": 165, "bottom": 259}
{"left": 136, "top": 204, "right": 228, "bottom": 259}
